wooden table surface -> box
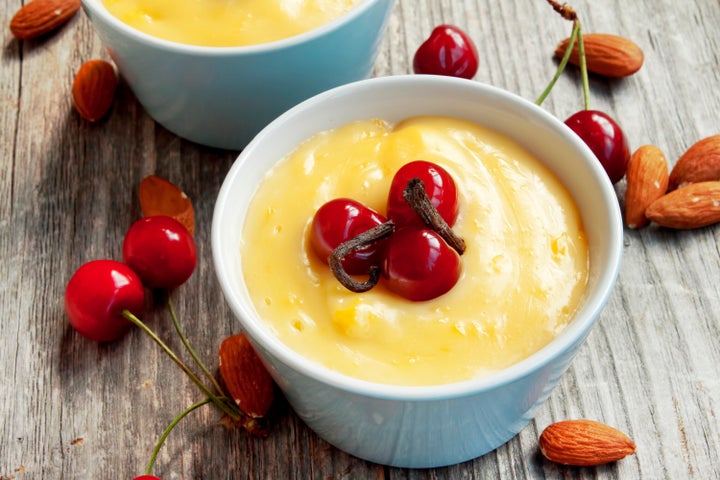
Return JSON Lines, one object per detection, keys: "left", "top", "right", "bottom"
{"left": 2, "top": 0, "right": 719, "bottom": 478}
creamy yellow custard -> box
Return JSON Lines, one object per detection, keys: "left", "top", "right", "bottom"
{"left": 102, "top": 0, "right": 364, "bottom": 47}
{"left": 241, "top": 116, "right": 589, "bottom": 386}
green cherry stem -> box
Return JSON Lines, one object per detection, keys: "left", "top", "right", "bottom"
{"left": 535, "top": 19, "right": 580, "bottom": 106}
{"left": 576, "top": 20, "right": 591, "bottom": 110}
{"left": 122, "top": 310, "right": 242, "bottom": 420}
{"left": 144, "top": 397, "right": 213, "bottom": 475}
{"left": 537, "top": 1, "right": 592, "bottom": 110}
{"left": 167, "top": 298, "right": 225, "bottom": 395}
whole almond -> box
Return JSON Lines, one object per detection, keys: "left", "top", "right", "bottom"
{"left": 72, "top": 59, "right": 118, "bottom": 122}
{"left": 10, "top": 0, "right": 81, "bottom": 40}
{"left": 539, "top": 419, "right": 636, "bottom": 466}
{"left": 668, "top": 134, "right": 720, "bottom": 190}
{"left": 555, "top": 33, "right": 644, "bottom": 78}
{"left": 646, "top": 181, "right": 720, "bottom": 229}
{"left": 625, "top": 145, "right": 670, "bottom": 229}
{"left": 218, "top": 333, "right": 274, "bottom": 419}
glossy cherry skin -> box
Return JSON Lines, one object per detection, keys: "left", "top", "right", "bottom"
{"left": 387, "top": 160, "right": 459, "bottom": 228}
{"left": 413, "top": 25, "right": 479, "bottom": 79}
{"left": 122, "top": 215, "right": 197, "bottom": 289}
{"left": 565, "top": 110, "right": 630, "bottom": 184}
{"left": 310, "top": 198, "right": 387, "bottom": 275}
{"left": 132, "top": 476, "right": 161, "bottom": 480}
{"left": 382, "top": 227, "right": 461, "bottom": 301}
{"left": 65, "top": 259, "right": 145, "bottom": 342}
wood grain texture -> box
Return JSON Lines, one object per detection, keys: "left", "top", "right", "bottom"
{"left": 2, "top": 0, "right": 719, "bottom": 478}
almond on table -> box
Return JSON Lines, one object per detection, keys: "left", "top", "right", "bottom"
{"left": 9, "top": 0, "right": 81, "bottom": 40}
{"left": 625, "top": 145, "right": 670, "bottom": 229}
{"left": 668, "top": 134, "right": 720, "bottom": 190}
{"left": 139, "top": 175, "right": 195, "bottom": 236}
{"left": 554, "top": 32, "right": 644, "bottom": 78}
{"left": 539, "top": 419, "right": 636, "bottom": 466}
{"left": 72, "top": 60, "right": 118, "bottom": 123}
{"left": 646, "top": 181, "right": 720, "bottom": 229}
{"left": 218, "top": 333, "right": 274, "bottom": 419}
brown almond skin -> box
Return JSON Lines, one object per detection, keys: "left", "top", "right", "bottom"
{"left": 625, "top": 145, "right": 670, "bottom": 229}
{"left": 668, "top": 134, "right": 720, "bottom": 190}
{"left": 555, "top": 33, "right": 644, "bottom": 78}
{"left": 219, "top": 333, "right": 274, "bottom": 418}
{"left": 72, "top": 59, "right": 118, "bottom": 122}
{"left": 10, "top": 0, "right": 81, "bottom": 40}
{"left": 646, "top": 181, "right": 720, "bottom": 229}
{"left": 139, "top": 175, "right": 195, "bottom": 236}
{"left": 539, "top": 419, "right": 636, "bottom": 466}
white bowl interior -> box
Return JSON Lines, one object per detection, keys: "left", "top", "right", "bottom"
{"left": 212, "top": 75, "right": 623, "bottom": 399}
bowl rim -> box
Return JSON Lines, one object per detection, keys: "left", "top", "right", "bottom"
{"left": 80, "top": 0, "right": 387, "bottom": 54}
{"left": 212, "top": 75, "right": 623, "bottom": 401}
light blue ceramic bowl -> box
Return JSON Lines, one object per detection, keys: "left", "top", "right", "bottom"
{"left": 80, "top": 0, "right": 395, "bottom": 150}
{"left": 212, "top": 75, "right": 623, "bottom": 468}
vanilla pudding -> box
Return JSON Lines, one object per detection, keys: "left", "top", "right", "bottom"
{"left": 240, "top": 116, "right": 589, "bottom": 386}
{"left": 102, "top": 0, "right": 364, "bottom": 47}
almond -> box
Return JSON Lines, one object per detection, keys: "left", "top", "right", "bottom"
{"left": 139, "top": 175, "right": 195, "bottom": 236}
{"left": 668, "top": 134, "right": 720, "bottom": 190}
{"left": 625, "top": 145, "right": 669, "bottom": 229}
{"left": 555, "top": 33, "right": 644, "bottom": 78}
{"left": 10, "top": 0, "right": 81, "bottom": 40}
{"left": 72, "top": 59, "right": 118, "bottom": 122}
{"left": 539, "top": 419, "right": 636, "bottom": 466}
{"left": 645, "top": 181, "right": 720, "bottom": 229}
{"left": 218, "top": 333, "right": 274, "bottom": 419}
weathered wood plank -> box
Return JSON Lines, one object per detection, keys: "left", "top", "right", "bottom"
{"left": 1, "top": 0, "right": 719, "bottom": 478}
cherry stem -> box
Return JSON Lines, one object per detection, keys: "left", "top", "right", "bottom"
{"left": 403, "top": 178, "right": 466, "bottom": 254}
{"left": 576, "top": 20, "right": 590, "bottom": 110}
{"left": 329, "top": 221, "right": 395, "bottom": 293}
{"left": 167, "top": 298, "right": 224, "bottom": 395}
{"left": 537, "top": 2, "right": 591, "bottom": 111}
{"left": 122, "top": 310, "right": 242, "bottom": 420}
{"left": 535, "top": 19, "right": 580, "bottom": 106}
{"left": 144, "top": 397, "right": 212, "bottom": 475}
{"left": 545, "top": 0, "right": 577, "bottom": 21}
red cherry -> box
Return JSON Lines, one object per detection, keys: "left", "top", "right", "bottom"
{"left": 132, "top": 476, "right": 161, "bottom": 480}
{"left": 413, "top": 25, "right": 479, "bottom": 79}
{"left": 65, "top": 259, "right": 145, "bottom": 342}
{"left": 382, "top": 227, "right": 461, "bottom": 301}
{"left": 310, "top": 198, "right": 387, "bottom": 275}
{"left": 565, "top": 110, "right": 630, "bottom": 184}
{"left": 122, "top": 216, "right": 197, "bottom": 289}
{"left": 387, "top": 161, "right": 459, "bottom": 228}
